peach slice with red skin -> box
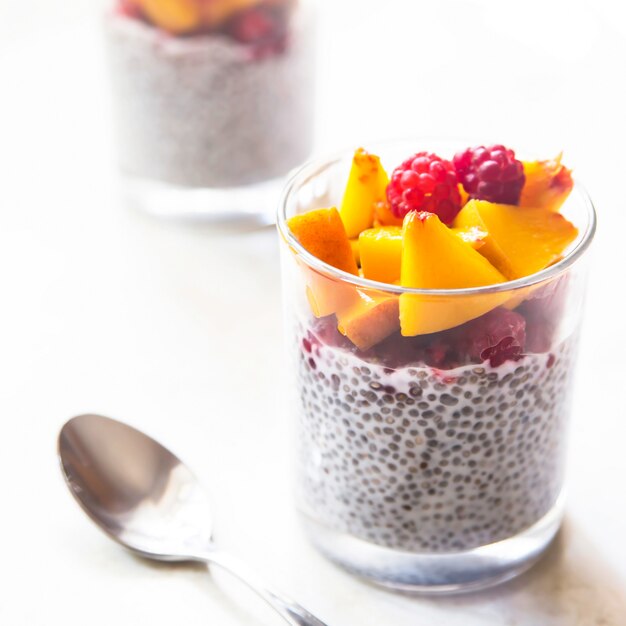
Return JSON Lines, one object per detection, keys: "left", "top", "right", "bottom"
{"left": 339, "top": 148, "right": 390, "bottom": 238}
{"left": 453, "top": 199, "right": 578, "bottom": 280}
{"left": 400, "top": 211, "right": 508, "bottom": 336}
{"left": 520, "top": 155, "right": 574, "bottom": 212}
{"left": 336, "top": 291, "right": 400, "bottom": 351}
{"left": 287, "top": 207, "right": 358, "bottom": 275}
{"left": 287, "top": 207, "right": 359, "bottom": 318}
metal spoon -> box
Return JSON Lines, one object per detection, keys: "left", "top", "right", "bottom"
{"left": 58, "top": 414, "right": 328, "bottom": 626}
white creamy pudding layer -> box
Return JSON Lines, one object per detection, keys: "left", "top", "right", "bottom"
{"left": 296, "top": 334, "right": 576, "bottom": 553}
{"left": 104, "top": 9, "right": 315, "bottom": 187}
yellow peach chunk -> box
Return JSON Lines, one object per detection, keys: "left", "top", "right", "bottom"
{"left": 359, "top": 226, "right": 402, "bottom": 284}
{"left": 336, "top": 291, "right": 400, "bottom": 351}
{"left": 520, "top": 155, "right": 573, "bottom": 212}
{"left": 373, "top": 200, "right": 403, "bottom": 227}
{"left": 404, "top": 218, "right": 504, "bottom": 288}
{"left": 400, "top": 212, "right": 508, "bottom": 336}
{"left": 453, "top": 200, "right": 578, "bottom": 280}
{"left": 339, "top": 148, "right": 389, "bottom": 239}
{"left": 453, "top": 200, "right": 514, "bottom": 278}
{"left": 139, "top": 0, "right": 201, "bottom": 34}
{"left": 451, "top": 226, "right": 488, "bottom": 250}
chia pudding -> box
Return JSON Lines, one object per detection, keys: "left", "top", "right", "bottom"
{"left": 104, "top": 0, "right": 315, "bottom": 188}
{"left": 295, "top": 310, "right": 578, "bottom": 553}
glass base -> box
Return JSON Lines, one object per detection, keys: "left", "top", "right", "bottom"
{"left": 300, "top": 495, "right": 564, "bottom": 595}
{"left": 121, "top": 174, "right": 285, "bottom": 227}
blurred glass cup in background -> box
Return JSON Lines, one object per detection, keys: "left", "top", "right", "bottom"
{"left": 103, "top": 0, "right": 316, "bottom": 222}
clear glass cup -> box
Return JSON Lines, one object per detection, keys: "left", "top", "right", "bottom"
{"left": 103, "top": 0, "right": 315, "bottom": 223}
{"left": 277, "top": 141, "right": 596, "bottom": 593}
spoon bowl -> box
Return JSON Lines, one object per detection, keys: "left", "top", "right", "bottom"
{"left": 59, "top": 414, "right": 213, "bottom": 561}
{"left": 58, "top": 414, "right": 328, "bottom": 626}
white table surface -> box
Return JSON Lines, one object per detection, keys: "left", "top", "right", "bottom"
{"left": 1, "top": 1, "right": 626, "bottom": 624}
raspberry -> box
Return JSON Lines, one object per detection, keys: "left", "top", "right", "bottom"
{"left": 386, "top": 152, "right": 462, "bottom": 225}
{"left": 453, "top": 145, "right": 525, "bottom": 205}
{"left": 523, "top": 318, "right": 552, "bottom": 354}
{"left": 457, "top": 308, "right": 526, "bottom": 367}
{"left": 310, "top": 316, "right": 353, "bottom": 351}
{"left": 227, "top": 6, "right": 283, "bottom": 45}
{"left": 117, "top": 0, "right": 144, "bottom": 19}
{"left": 516, "top": 276, "right": 568, "bottom": 353}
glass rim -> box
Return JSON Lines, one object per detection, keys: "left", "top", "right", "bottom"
{"left": 277, "top": 142, "right": 597, "bottom": 296}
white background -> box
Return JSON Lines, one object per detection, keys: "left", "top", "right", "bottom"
{"left": 1, "top": 0, "right": 626, "bottom": 624}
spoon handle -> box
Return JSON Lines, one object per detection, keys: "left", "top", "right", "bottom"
{"left": 194, "top": 547, "right": 330, "bottom": 626}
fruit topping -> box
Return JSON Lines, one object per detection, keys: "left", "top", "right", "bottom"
{"left": 453, "top": 199, "right": 578, "bottom": 280}
{"left": 118, "top": 0, "right": 291, "bottom": 47}
{"left": 386, "top": 153, "right": 462, "bottom": 225}
{"left": 287, "top": 145, "right": 579, "bottom": 356}
{"left": 399, "top": 211, "right": 507, "bottom": 335}
{"left": 520, "top": 155, "right": 574, "bottom": 211}
{"left": 453, "top": 145, "right": 525, "bottom": 205}
{"left": 339, "top": 149, "right": 389, "bottom": 239}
